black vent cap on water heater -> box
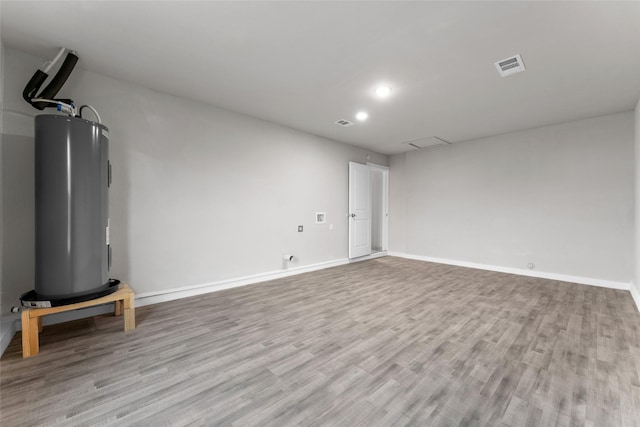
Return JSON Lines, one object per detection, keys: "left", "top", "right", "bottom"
{"left": 22, "top": 70, "right": 48, "bottom": 104}
{"left": 35, "top": 53, "right": 78, "bottom": 104}
{"left": 23, "top": 51, "right": 79, "bottom": 110}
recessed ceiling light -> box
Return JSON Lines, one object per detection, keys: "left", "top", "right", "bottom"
{"left": 356, "top": 111, "right": 368, "bottom": 121}
{"left": 374, "top": 85, "right": 392, "bottom": 97}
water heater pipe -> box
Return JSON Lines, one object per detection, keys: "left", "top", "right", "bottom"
{"left": 32, "top": 98, "right": 76, "bottom": 115}
{"left": 79, "top": 105, "right": 102, "bottom": 124}
{"left": 41, "top": 47, "right": 66, "bottom": 74}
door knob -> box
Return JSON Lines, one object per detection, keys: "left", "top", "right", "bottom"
{"left": 350, "top": 213, "right": 356, "bottom": 218}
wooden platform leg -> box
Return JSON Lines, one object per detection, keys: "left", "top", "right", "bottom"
{"left": 114, "top": 299, "right": 123, "bottom": 316}
{"left": 123, "top": 293, "right": 135, "bottom": 331}
{"left": 21, "top": 311, "right": 40, "bottom": 358}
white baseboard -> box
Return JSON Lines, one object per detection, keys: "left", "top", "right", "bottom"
{"left": 1, "top": 314, "right": 19, "bottom": 356}
{"left": 134, "top": 253, "right": 388, "bottom": 307}
{"left": 388, "top": 252, "right": 631, "bottom": 291}
{"left": 630, "top": 284, "right": 640, "bottom": 314}
{"left": 135, "top": 257, "right": 350, "bottom": 307}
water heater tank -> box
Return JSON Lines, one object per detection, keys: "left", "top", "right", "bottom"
{"left": 35, "top": 114, "right": 112, "bottom": 300}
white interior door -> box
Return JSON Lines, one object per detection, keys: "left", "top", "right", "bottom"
{"left": 349, "top": 162, "right": 372, "bottom": 258}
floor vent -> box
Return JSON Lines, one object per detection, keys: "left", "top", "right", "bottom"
{"left": 495, "top": 54, "right": 526, "bottom": 77}
{"left": 334, "top": 119, "right": 355, "bottom": 127}
{"left": 402, "top": 136, "right": 451, "bottom": 150}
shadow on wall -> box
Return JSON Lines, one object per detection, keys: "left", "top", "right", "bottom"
{"left": 1, "top": 134, "right": 35, "bottom": 313}
{"left": 108, "top": 126, "right": 131, "bottom": 292}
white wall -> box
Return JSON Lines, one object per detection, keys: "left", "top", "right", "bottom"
{"left": 0, "top": 48, "right": 387, "bottom": 316}
{"left": 0, "top": 40, "right": 5, "bottom": 318}
{"left": 390, "top": 113, "right": 635, "bottom": 285}
{"left": 389, "top": 154, "right": 407, "bottom": 253}
{"left": 634, "top": 98, "right": 640, "bottom": 306}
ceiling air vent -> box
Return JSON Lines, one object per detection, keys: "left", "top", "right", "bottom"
{"left": 494, "top": 54, "right": 525, "bottom": 77}
{"left": 334, "top": 119, "right": 355, "bottom": 127}
{"left": 401, "top": 136, "right": 451, "bottom": 150}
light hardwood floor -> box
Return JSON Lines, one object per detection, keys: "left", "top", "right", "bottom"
{"left": 2, "top": 257, "right": 640, "bottom": 426}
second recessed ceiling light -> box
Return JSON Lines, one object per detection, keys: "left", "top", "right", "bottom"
{"left": 375, "top": 85, "right": 392, "bottom": 97}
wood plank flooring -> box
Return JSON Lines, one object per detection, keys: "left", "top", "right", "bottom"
{"left": 2, "top": 257, "right": 640, "bottom": 426}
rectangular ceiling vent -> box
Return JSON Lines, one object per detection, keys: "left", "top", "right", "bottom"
{"left": 401, "top": 136, "right": 451, "bottom": 150}
{"left": 495, "top": 54, "right": 525, "bottom": 77}
{"left": 334, "top": 119, "right": 355, "bottom": 127}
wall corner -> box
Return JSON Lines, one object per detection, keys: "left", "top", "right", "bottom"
{"left": 634, "top": 97, "right": 640, "bottom": 312}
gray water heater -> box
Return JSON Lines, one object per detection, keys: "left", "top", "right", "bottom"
{"left": 34, "top": 114, "right": 112, "bottom": 300}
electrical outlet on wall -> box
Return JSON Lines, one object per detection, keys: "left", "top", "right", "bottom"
{"left": 298, "top": 225, "right": 303, "bottom": 232}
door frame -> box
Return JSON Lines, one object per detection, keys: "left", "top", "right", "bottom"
{"left": 367, "top": 162, "right": 389, "bottom": 252}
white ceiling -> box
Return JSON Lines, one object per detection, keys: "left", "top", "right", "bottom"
{"left": 2, "top": 1, "right": 639, "bottom": 155}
